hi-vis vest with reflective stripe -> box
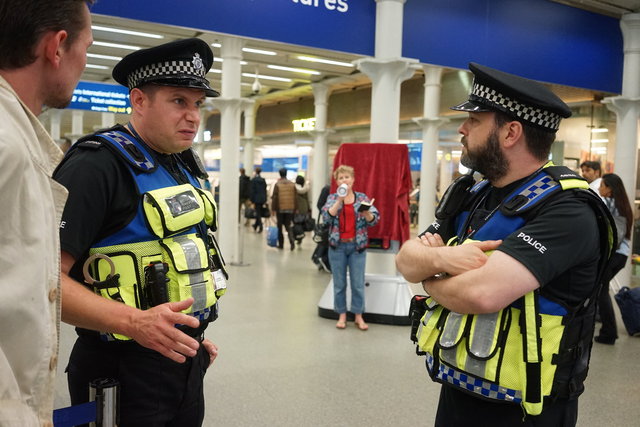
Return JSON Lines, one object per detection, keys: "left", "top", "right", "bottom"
{"left": 82, "top": 130, "right": 227, "bottom": 341}
{"left": 416, "top": 163, "right": 613, "bottom": 416}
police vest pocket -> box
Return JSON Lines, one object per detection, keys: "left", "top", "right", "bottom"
{"left": 417, "top": 297, "right": 445, "bottom": 354}
{"left": 89, "top": 251, "right": 142, "bottom": 341}
{"left": 196, "top": 188, "right": 217, "bottom": 231}
{"left": 143, "top": 184, "right": 206, "bottom": 238}
{"left": 160, "top": 234, "right": 217, "bottom": 314}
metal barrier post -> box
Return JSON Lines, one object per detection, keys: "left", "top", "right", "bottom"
{"left": 89, "top": 378, "right": 119, "bottom": 427}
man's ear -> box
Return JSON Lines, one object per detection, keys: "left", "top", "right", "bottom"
{"left": 502, "top": 120, "right": 523, "bottom": 148}
{"left": 41, "top": 30, "right": 69, "bottom": 68}
{"left": 129, "top": 88, "right": 145, "bottom": 109}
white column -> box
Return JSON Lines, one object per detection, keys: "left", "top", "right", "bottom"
{"left": 311, "top": 82, "right": 332, "bottom": 218}
{"left": 604, "top": 13, "right": 640, "bottom": 288}
{"left": 101, "top": 112, "right": 115, "bottom": 129}
{"left": 49, "top": 109, "right": 61, "bottom": 141}
{"left": 71, "top": 110, "right": 84, "bottom": 142}
{"left": 241, "top": 101, "right": 257, "bottom": 172}
{"left": 413, "top": 65, "right": 448, "bottom": 232}
{"left": 214, "top": 36, "right": 245, "bottom": 264}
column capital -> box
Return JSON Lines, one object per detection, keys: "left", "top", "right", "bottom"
{"left": 208, "top": 97, "right": 250, "bottom": 113}
{"left": 312, "top": 82, "right": 332, "bottom": 103}
{"left": 603, "top": 95, "right": 640, "bottom": 114}
{"left": 355, "top": 57, "right": 419, "bottom": 83}
{"left": 220, "top": 36, "right": 245, "bottom": 60}
{"left": 412, "top": 117, "right": 449, "bottom": 128}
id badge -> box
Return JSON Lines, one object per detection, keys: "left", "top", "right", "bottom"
{"left": 212, "top": 269, "right": 227, "bottom": 291}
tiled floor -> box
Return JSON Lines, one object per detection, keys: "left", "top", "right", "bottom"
{"left": 54, "top": 226, "right": 640, "bottom": 426}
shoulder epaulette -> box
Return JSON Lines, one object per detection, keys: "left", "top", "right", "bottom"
{"left": 95, "top": 131, "right": 157, "bottom": 173}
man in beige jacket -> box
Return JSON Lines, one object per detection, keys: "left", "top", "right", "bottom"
{"left": 271, "top": 167, "right": 298, "bottom": 250}
{"left": 0, "top": 1, "right": 94, "bottom": 425}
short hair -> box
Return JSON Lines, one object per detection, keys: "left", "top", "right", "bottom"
{"left": 295, "top": 175, "right": 305, "bottom": 186}
{"left": 494, "top": 111, "right": 556, "bottom": 161}
{"left": 333, "top": 165, "right": 355, "bottom": 180}
{"left": 279, "top": 168, "right": 287, "bottom": 178}
{"left": 240, "top": 168, "right": 246, "bottom": 174}
{"left": 255, "top": 166, "right": 262, "bottom": 174}
{"left": 580, "top": 160, "right": 601, "bottom": 171}
{"left": 0, "top": 0, "right": 94, "bottom": 69}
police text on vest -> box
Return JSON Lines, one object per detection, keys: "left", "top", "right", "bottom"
{"left": 517, "top": 232, "right": 547, "bottom": 254}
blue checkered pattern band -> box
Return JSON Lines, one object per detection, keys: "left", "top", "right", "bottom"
{"left": 513, "top": 175, "right": 559, "bottom": 212}
{"left": 100, "top": 131, "right": 155, "bottom": 171}
{"left": 192, "top": 307, "right": 211, "bottom": 321}
{"left": 427, "top": 353, "right": 522, "bottom": 403}
{"left": 127, "top": 58, "right": 207, "bottom": 89}
{"left": 471, "top": 82, "right": 563, "bottom": 131}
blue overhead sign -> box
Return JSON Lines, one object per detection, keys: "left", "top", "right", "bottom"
{"left": 69, "top": 81, "right": 131, "bottom": 114}
{"left": 91, "top": 0, "right": 375, "bottom": 56}
{"left": 403, "top": 0, "right": 622, "bottom": 94}
{"left": 90, "top": 0, "right": 622, "bottom": 93}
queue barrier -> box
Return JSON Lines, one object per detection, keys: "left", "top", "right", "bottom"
{"left": 53, "top": 378, "right": 119, "bottom": 427}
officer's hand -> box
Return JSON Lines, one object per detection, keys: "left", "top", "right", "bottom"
{"left": 202, "top": 338, "right": 219, "bottom": 367}
{"left": 128, "top": 298, "right": 200, "bottom": 363}
{"left": 419, "top": 232, "right": 445, "bottom": 247}
{"left": 439, "top": 240, "right": 502, "bottom": 276}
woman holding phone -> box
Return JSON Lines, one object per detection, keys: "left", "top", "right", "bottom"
{"left": 322, "top": 165, "right": 379, "bottom": 330}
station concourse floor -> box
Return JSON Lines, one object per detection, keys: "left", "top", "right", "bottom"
{"left": 54, "top": 225, "right": 640, "bottom": 426}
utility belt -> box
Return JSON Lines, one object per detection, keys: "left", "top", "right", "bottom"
{"left": 83, "top": 183, "right": 227, "bottom": 341}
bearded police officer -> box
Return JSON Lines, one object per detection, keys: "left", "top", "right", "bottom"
{"left": 396, "top": 63, "right": 613, "bottom": 426}
{"left": 54, "top": 38, "right": 227, "bottom": 426}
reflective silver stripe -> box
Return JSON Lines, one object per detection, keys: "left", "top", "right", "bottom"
{"left": 427, "top": 353, "right": 522, "bottom": 403}
{"left": 440, "top": 312, "right": 465, "bottom": 347}
{"left": 465, "top": 311, "right": 500, "bottom": 377}
{"left": 174, "top": 236, "right": 208, "bottom": 312}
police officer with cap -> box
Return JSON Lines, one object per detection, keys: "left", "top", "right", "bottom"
{"left": 55, "top": 38, "right": 225, "bottom": 426}
{"left": 397, "top": 63, "right": 613, "bottom": 426}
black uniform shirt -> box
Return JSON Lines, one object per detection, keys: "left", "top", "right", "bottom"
{"left": 427, "top": 178, "right": 601, "bottom": 307}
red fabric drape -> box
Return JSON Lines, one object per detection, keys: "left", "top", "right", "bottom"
{"left": 332, "top": 143, "right": 413, "bottom": 246}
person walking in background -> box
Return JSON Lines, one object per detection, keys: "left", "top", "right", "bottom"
{"left": 595, "top": 173, "right": 633, "bottom": 345}
{"left": 322, "top": 165, "right": 379, "bottom": 330}
{"left": 239, "top": 167, "right": 251, "bottom": 225}
{"left": 0, "top": 1, "right": 94, "bottom": 424}
{"left": 294, "top": 175, "right": 312, "bottom": 246}
{"left": 272, "top": 168, "right": 298, "bottom": 250}
{"left": 250, "top": 166, "right": 267, "bottom": 233}
{"left": 580, "top": 160, "right": 603, "bottom": 193}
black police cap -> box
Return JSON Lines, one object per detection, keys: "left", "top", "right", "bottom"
{"left": 112, "top": 38, "right": 219, "bottom": 97}
{"left": 451, "top": 63, "right": 571, "bottom": 132}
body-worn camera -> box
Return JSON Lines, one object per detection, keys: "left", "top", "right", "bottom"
{"left": 145, "top": 262, "right": 169, "bottom": 307}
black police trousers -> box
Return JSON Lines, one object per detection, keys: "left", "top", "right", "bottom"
{"left": 66, "top": 334, "right": 210, "bottom": 427}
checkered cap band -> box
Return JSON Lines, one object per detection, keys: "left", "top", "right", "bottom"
{"left": 471, "top": 82, "right": 562, "bottom": 131}
{"left": 127, "top": 59, "right": 207, "bottom": 89}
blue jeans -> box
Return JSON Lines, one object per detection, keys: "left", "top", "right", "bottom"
{"left": 328, "top": 242, "right": 366, "bottom": 314}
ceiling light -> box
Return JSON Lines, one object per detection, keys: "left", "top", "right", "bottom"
{"left": 93, "top": 41, "right": 141, "bottom": 50}
{"left": 91, "top": 25, "right": 164, "bottom": 39}
{"left": 85, "top": 64, "right": 109, "bottom": 70}
{"left": 267, "top": 65, "right": 320, "bottom": 75}
{"left": 213, "top": 58, "right": 247, "bottom": 65}
{"left": 297, "top": 55, "right": 354, "bottom": 67}
{"left": 591, "top": 128, "right": 608, "bottom": 133}
{"left": 242, "top": 73, "right": 291, "bottom": 82}
{"left": 87, "top": 53, "right": 122, "bottom": 61}
{"left": 211, "top": 43, "right": 221, "bottom": 48}
{"left": 242, "top": 47, "right": 277, "bottom": 56}
{"left": 591, "top": 139, "right": 609, "bottom": 143}
{"left": 208, "top": 69, "right": 222, "bottom": 74}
